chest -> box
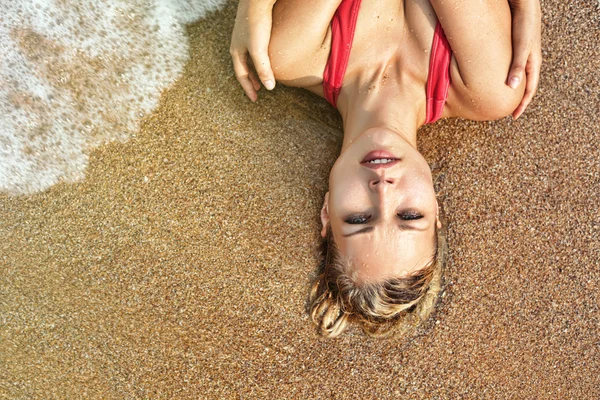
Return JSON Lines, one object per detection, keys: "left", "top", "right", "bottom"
{"left": 270, "top": 0, "right": 440, "bottom": 97}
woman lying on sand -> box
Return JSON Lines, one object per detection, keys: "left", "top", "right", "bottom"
{"left": 230, "top": 0, "right": 541, "bottom": 338}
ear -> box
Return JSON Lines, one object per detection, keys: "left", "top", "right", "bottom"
{"left": 435, "top": 199, "right": 442, "bottom": 230}
{"left": 320, "top": 192, "right": 330, "bottom": 238}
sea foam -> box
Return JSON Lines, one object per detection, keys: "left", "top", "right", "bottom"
{"left": 0, "top": 0, "right": 226, "bottom": 195}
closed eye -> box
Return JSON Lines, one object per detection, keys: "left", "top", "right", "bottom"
{"left": 397, "top": 211, "right": 423, "bottom": 221}
{"left": 344, "top": 214, "right": 371, "bottom": 224}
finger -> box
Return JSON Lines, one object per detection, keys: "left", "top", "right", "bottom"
{"left": 526, "top": 52, "right": 542, "bottom": 99}
{"left": 246, "top": 10, "right": 276, "bottom": 90}
{"left": 232, "top": 51, "right": 258, "bottom": 101}
{"left": 245, "top": 58, "right": 261, "bottom": 91}
{"left": 521, "top": 62, "right": 541, "bottom": 110}
{"left": 512, "top": 55, "right": 542, "bottom": 119}
{"left": 249, "top": 47, "right": 275, "bottom": 90}
{"left": 512, "top": 102, "right": 526, "bottom": 120}
{"left": 511, "top": 75, "right": 535, "bottom": 119}
{"left": 239, "top": 76, "right": 258, "bottom": 102}
{"left": 507, "top": 46, "right": 528, "bottom": 89}
{"left": 507, "top": 17, "right": 532, "bottom": 89}
{"left": 248, "top": 69, "right": 261, "bottom": 92}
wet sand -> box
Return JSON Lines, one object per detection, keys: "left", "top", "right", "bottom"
{"left": 1, "top": 1, "right": 599, "bottom": 398}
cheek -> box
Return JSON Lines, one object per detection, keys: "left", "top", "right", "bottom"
{"left": 330, "top": 166, "right": 363, "bottom": 197}
{"left": 401, "top": 175, "right": 436, "bottom": 204}
{"left": 331, "top": 180, "right": 366, "bottom": 208}
{"left": 329, "top": 177, "right": 369, "bottom": 215}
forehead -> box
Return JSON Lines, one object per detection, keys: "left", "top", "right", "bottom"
{"left": 335, "top": 228, "right": 436, "bottom": 282}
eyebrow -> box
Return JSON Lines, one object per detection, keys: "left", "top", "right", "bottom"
{"left": 397, "top": 223, "right": 425, "bottom": 232}
{"left": 342, "top": 226, "right": 374, "bottom": 238}
{"left": 342, "top": 224, "right": 424, "bottom": 238}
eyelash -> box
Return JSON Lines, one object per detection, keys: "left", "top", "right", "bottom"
{"left": 344, "top": 212, "right": 423, "bottom": 224}
{"left": 345, "top": 214, "right": 370, "bottom": 224}
{"left": 399, "top": 211, "right": 423, "bottom": 221}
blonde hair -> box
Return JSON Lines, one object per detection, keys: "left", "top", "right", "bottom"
{"left": 308, "top": 226, "right": 446, "bottom": 338}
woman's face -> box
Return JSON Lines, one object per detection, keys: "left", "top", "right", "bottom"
{"left": 321, "top": 128, "right": 441, "bottom": 284}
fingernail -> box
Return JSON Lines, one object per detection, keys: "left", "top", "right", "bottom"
{"left": 509, "top": 77, "right": 520, "bottom": 89}
{"left": 264, "top": 79, "right": 275, "bottom": 90}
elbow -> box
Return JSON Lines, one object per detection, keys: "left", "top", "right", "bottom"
{"left": 481, "top": 91, "right": 522, "bottom": 121}
{"left": 469, "top": 78, "right": 525, "bottom": 121}
{"left": 489, "top": 84, "right": 524, "bottom": 120}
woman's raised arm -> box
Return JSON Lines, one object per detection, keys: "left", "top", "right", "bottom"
{"left": 507, "top": 0, "right": 542, "bottom": 119}
{"left": 431, "top": 0, "right": 540, "bottom": 120}
{"left": 230, "top": 0, "right": 277, "bottom": 102}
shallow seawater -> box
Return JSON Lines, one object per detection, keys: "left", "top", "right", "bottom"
{"left": 0, "top": 0, "right": 225, "bottom": 195}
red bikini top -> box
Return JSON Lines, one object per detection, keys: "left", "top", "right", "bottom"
{"left": 322, "top": 0, "right": 452, "bottom": 124}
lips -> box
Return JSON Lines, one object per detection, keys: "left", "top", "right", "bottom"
{"left": 360, "top": 150, "right": 400, "bottom": 169}
{"left": 361, "top": 150, "right": 399, "bottom": 163}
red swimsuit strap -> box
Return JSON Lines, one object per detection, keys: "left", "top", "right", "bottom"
{"left": 425, "top": 22, "right": 452, "bottom": 124}
{"left": 323, "top": 2, "right": 452, "bottom": 124}
{"left": 322, "top": 0, "right": 362, "bottom": 108}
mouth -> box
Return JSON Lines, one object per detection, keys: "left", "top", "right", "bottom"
{"left": 361, "top": 150, "right": 400, "bottom": 169}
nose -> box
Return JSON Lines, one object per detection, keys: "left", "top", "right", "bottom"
{"left": 369, "top": 177, "right": 396, "bottom": 191}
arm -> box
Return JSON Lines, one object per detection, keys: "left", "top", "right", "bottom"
{"left": 507, "top": 0, "right": 542, "bottom": 119}
{"left": 430, "top": 0, "right": 526, "bottom": 120}
{"left": 231, "top": 0, "right": 343, "bottom": 99}
{"left": 230, "top": 0, "right": 277, "bottom": 102}
{"left": 268, "top": 0, "right": 342, "bottom": 87}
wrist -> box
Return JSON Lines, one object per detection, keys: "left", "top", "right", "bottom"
{"left": 249, "top": 0, "right": 276, "bottom": 9}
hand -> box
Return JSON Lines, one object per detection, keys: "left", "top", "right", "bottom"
{"left": 230, "top": 0, "right": 276, "bottom": 102}
{"left": 507, "top": 0, "right": 542, "bottom": 119}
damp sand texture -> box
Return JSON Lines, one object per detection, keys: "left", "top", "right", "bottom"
{"left": 1, "top": 1, "right": 599, "bottom": 399}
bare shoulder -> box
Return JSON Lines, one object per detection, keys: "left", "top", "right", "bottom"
{"left": 269, "top": 0, "right": 342, "bottom": 90}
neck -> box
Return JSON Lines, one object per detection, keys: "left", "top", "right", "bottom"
{"left": 336, "top": 63, "right": 425, "bottom": 150}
